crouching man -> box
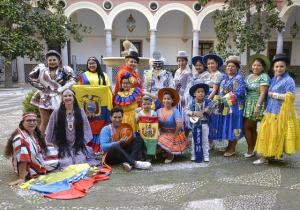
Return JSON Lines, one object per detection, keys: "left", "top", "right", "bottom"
{"left": 99, "top": 106, "right": 151, "bottom": 172}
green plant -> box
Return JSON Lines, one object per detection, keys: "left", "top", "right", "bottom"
{"left": 22, "top": 90, "right": 39, "bottom": 116}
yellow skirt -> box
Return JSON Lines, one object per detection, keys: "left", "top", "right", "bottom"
{"left": 122, "top": 103, "right": 138, "bottom": 132}
{"left": 255, "top": 93, "right": 300, "bottom": 159}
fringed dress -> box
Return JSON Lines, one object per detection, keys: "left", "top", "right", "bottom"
{"left": 113, "top": 87, "right": 142, "bottom": 132}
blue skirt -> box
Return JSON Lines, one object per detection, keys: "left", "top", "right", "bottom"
{"left": 219, "top": 104, "right": 244, "bottom": 141}
{"left": 208, "top": 112, "right": 223, "bottom": 140}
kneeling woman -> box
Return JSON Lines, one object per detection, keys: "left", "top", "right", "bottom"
{"left": 157, "top": 88, "right": 189, "bottom": 163}
{"left": 5, "top": 113, "right": 58, "bottom": 185}
{"left": 45, "top": 89, "right": 99, "bottom": 169}
{"left": 254, "top": 54, "right": 300, "bottom": 164}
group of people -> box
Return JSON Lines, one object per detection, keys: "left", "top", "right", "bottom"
{"left": 4, "top": 45, "right": 300, "bottom": 185}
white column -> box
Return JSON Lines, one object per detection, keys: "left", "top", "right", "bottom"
{"left": 105, "top": 29, "right": 113, "bottom": 88}
{"left": 61, "top": 42, "right": 68, "bottom": 66}
{"left": 16, "top": 57, "right": 25, "bottom": 84}
{"left": 193, "top": 30, "right": 200, "bottom": 56}
{"left": 276, "top": 30, "right": 284, "bottom": 54}
{"left": 149, "top": 30, "right": 157, "bottom": 56}
{"left": 105, "top": 29, "right": 112, "bottom": 57}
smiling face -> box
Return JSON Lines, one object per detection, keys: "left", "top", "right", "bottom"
{"left": 207, "top": 58, "right": 217, "bottom": 72}
{"left": 142, "top": 100, "right": 152, "bottom": 111}
{"left": 47, "top": 55, "right": 60, "bottom": 69}
{"left": 87, "top": 59, "right": 98, "bottom": 73}
{"left": 22, "top": 116, "right": 37, "bottom": 134}
{"left": 177, "top": 58, "right": 188, "bottom": 70}
{"left": 126, "top": 58, "right": 137, "bottom": 70}
{"left": 121, "top": 78, "right": 132, "bottom": 91}
{"left": 273, "top": 61, "right": 287, "bottom": 77}
{"left": 111, "top": 112, "right": 123, "bottom": 127}
{"left": 226, "top": 62, "right": 238, "bottom": 76}
{"left": 252, "top": 60, "right": 264, "bottom": 75}
{"left": 194, "top": 88, "right": 205, "bottom": 101}
{"left": 163, "top": 93, "right": 173, "bottom": 108}
{"left": 62, "top": 92, "right": 74, "bottom": 106}
{"left": 194, "top": 61, "right": 205, "bottom": 74}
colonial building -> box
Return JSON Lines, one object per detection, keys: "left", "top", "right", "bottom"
{"left": 9, "top": 0, "right": 300, "bottom": 84}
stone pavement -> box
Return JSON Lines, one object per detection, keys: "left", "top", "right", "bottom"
{"left": 0, "top": 87, "right": 300, "bottom": 210}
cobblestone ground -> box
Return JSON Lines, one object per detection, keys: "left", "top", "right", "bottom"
{"left": 0, "top": 86, "right": 300, "bottom": 210}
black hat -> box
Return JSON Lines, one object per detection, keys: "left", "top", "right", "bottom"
{"left": 46, "top": 50, "right": 61, "bottom": 60}
{"left": 189, "top": 83, "right": 209, "bottom": 96}
{"left": 191, "top": 56, "right": 204, "bottom": 66}
{"left": 272, "top": 53, "right": 290, "bottom": 66}
{"left": 125, "top": 51, "right": 139, "bottom": 63}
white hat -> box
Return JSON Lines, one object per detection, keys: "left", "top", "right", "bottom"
{"left": 176, "top": 51, "right": 188, "bottom": 58}
{"left": 149, "top": 51, "right": 165, "bottom": 65}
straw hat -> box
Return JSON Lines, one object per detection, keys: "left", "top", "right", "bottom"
{"left": 158, "top": 88, "right": 180, "bottom": 106}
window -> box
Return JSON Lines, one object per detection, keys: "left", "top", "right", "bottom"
{"left": 199, "top": 41, "right": 214, "bottom": 55}
{"left": 268, "top": 41, "right": 292, "bottom": 62}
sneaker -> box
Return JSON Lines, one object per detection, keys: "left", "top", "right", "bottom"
{"left": 253, "top": 158, "right": 268, "bottom": 165}
{"left": 122, "top": 162, "right": 132, "bottom": 172}
{"left": 244, "top": 152, "right": 255, "bottom": 158}
{"left": 191, "top": 155, "right": 195, "bottom": 161}
{"left": 134, "top": 161, "right": 151, "bottom": 170}
{"left": 204, "top": 157, "right": 210, "bottom": 162}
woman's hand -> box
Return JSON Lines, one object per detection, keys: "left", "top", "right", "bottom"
{"left": 268, "top": 92, "right": 273, "bottom": 98}
{"left": 253, "top": 106, "right": 260, "bottom": 117}
{"left": 8, "top": 179, "right": 24, "bottom": 186}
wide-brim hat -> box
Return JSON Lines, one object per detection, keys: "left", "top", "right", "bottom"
{"left": 125, "top": 51, "right": 139, "bottom": 63}
{"left": 46, "top": 50, "right": 61, "bottom": 60}
{"left": 149, "top": 50, "right": 165, "bottom": 65}
{"left": 191, "top": 56, "right": 204, "bottom": 66}
{"left": 176, "top": 51, "right": 189, "bottom": 58}
{"left": 203, "top": 53, "right": 223, "bottom": 69}
{"left": 112, "top": 123, "right": 133, "bottom": 146}
{"left": 189, "top": 83, "right": 209, "bottom": 96}
{"left": 225, "top": 55, "right": 241, "bottom": 67}
{"left": 158, "top": 88, "right": 180, "bottom": 106}
{"left": 249, "top": 54, "right": 271, "bottom": 72}
{"left": 272, "top": 53, "right": 290, "bottom": 66}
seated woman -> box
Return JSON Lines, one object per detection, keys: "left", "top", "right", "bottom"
{"left": 45, "top": 89, "right": 99, "bottom": 169}
{"left": 5, "top": 113, "right": 58, "bottom": 185}
{"left": 157, "top": 88, "right": 189, "bottom": 163}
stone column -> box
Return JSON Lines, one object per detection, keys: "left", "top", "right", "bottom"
{"left": 149, "top": 30, "right": 157, "bottom": 56}
{"left": 105, "top": 29, "right": 113, "bottom": 88}
{"left": 61, "top": 43, "right": 68, "bottom": 66}
{"left": 105, "top": 29, "right": 113, "bottom": 57}
{"left": 16, "top": 57, "right": 25, "bottom": 84}
{"left": 192, "top": 30, "right": 200, "bottom": 57}
{"left": 276, "top": 30, "right": 284, "bottom": 54}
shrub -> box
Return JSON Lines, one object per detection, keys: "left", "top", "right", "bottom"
{"left": 22, "top": 90, "right": 39, "bottom": 116}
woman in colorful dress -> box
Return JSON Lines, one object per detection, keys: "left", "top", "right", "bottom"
{"left": 254, "top": 54, "right": 300, "bottom": 164}
{"left": 143, "top": 51, "right": 174, "bottom": 110}
{"left": 78, "top": 57, "right": 111, "bottom": 152}
{"left": 114, "top": 73, "right": 142, "bottom": 132}
{"left": 45, "top": 89, "right": 99, "bottom": 169}
{"left": 5, "top": 113, "right": 58, "bottom": 185}
{"left": 243, "top": 55, "right": 270, "bottom": 158}
{"left": 114, "top": 50, "right": 142, "bottom": 96}
{"left": 202, "top": 53, "right": 224, "bottom": 142}
{"left": 173, "top": 51, "right": 192, "bottom": 134}
{"left": 28, "top": 50, "right": 76, "bottom": 134}
{"left": 219, "top": 56, "right": 246, "bottom": 157}
{"left": 157, "top": 88, "right": 189, "bottom": 163}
